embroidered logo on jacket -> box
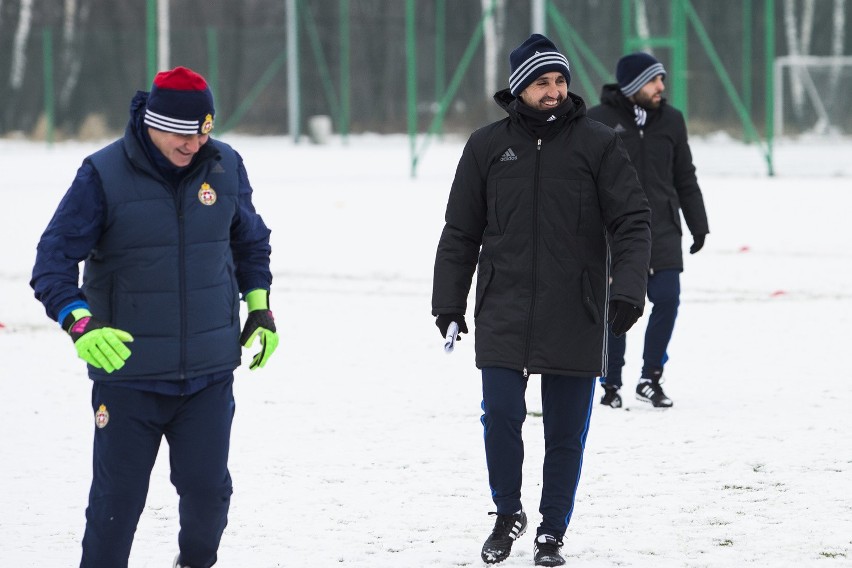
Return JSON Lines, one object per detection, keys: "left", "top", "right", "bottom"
{"left": 500, "top": 148, "right": 518, "bottom": 162}
{"left": 198, "top": 182, "right": 217, "bottom": 206}
{"left": 95, "top": 404, "right": 109, "bottom": 428}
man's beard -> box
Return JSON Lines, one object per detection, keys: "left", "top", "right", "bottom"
{"left": 633, "top": 90, "right": 662, "bottom": 110}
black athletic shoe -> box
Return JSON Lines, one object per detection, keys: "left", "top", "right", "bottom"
{"left": 480, "top": 510, "right": 527, "bottom": 564}
{"left": 534, "top": 534, "right": 565, "bottom": 566}
{"left": 600, "top": 385, "right": 622, "bottom": 408}
{"left": 636, "top": 378, "right": 673, "bottom": 408}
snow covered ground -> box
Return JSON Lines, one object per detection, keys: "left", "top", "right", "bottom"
{"left": 1, "top": 133, "right": 851, "bottom": 567}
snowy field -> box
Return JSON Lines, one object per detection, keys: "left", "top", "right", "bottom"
{"left": 1, "top": 132, "right": 851, "bottom": 567}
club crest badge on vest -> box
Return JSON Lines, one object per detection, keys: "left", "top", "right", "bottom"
{"left": 95, "top": 404, "right": 109, "bottom": 428}
{"left": 198, "top": 182, "right": 217, "bottom": 206}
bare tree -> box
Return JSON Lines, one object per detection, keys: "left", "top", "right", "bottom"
{"left": 58, "top": 0, "right": 91, "bottom": 115}
{"left": 10, "top": 0, "right": 34, "bottom": 91}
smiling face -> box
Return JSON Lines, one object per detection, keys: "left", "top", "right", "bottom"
{"left": 630, "top": 74, "right": 665, "bottom": 110}
{"left": 147, "top": 127, "right": 209, "bottom": 167}
{"left": 518, "top": 71, "right": 568, "bottom": 111}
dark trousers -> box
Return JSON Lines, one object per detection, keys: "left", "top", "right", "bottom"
{"left": 480, "top": 367, "right": 595, "bottom": 538}
{"left": 80, "top": 377, "right": 235, "bottom": 568}
{"left": 603, "top": 269, "right": 680, "bottom": 388}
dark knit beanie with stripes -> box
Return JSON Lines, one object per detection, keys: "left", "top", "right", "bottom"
{"left": 616, "top": 52, "right": 667, "bottom": 97}
{"left": 508, "top": 34, "right": 571, "bottom": 97}
{"left": 144, "top": 67, "right": 215, "bottom": 135}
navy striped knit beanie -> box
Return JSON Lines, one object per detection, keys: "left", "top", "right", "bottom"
{"left": 509, "top": 34, "right": 571, "bottom": 97}
{"left": 616, "top": 52, "right": 667, "bottom": 97}
{"left": 144, "top": 67, "right": 215, "bottom": 135}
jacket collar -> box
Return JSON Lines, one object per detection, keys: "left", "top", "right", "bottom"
{"left": 494, "top": 88, "right": 587, "bottom": 139}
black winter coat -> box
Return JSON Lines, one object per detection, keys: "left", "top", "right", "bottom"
{"left": 587, "top": 85, "right": 709, "bottom": 272}
{"left": 432, "top": 90, "right": 651, "bottom": 377}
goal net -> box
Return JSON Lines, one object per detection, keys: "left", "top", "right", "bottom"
{"left": 774, "top": 56, "right": 852, "bottom": 138}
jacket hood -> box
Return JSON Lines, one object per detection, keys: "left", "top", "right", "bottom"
{"left": 124, "top": 91, "right": 158, "bottom": 175}
{"left": 126, "top": 90, "right": 216, "bottom": 183}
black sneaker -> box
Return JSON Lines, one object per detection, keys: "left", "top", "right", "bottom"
{"left": 480, "top": 510, "right": 527, "bottom": 564}
{"left": 534, "top": 534, "right": 565, "bottom": 566}
{"left": 636, "top": 378, "right": 673, "bottom": 408}
{"left": 599, "top": 385, "right": 622, "bottom": 408}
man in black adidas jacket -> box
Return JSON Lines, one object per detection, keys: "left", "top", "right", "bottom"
{"left": 432, "top": 34, "right": 651, "bottom": 567}
{"left": 587, "top": 53, "right": 710, "bottom": 409}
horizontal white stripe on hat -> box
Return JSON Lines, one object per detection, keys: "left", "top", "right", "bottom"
{"left": 144, "top": 109, "right": 201, "bottom": 135}
{"left": 620, "top": 62, "right": 666, "bottom": 97}
{"left": 509, "top": 52, "right": 570, "bottom": 93}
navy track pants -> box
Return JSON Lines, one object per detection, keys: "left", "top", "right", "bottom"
{"left": 604, "top": 268, "right": 681, "bottom": 387}
{"left": 80, "top": 377, "right": 235, "bottom": 568}
{"left": 480, "top": 367, "right": 595, "bottom": 538}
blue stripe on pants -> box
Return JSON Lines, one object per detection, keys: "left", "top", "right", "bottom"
{"left": 80, "top": 377, "right": 235, "bottom": 568}
{"left": 481, "top": 367, "right": 595, "bottom": 537}
{"left": 602, "top": 269, "right": 680, "bottom": 387}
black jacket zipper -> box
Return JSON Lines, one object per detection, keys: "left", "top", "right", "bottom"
{"left": 523, "top": 137, "right": 543, "bottom": 378}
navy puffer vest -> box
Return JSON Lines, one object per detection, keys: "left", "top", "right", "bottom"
{"left": 84, "top": 135, "right": 241, "bottom": 381}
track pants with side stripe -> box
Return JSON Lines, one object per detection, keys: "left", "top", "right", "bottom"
{"left": 480, "top": 367, "right": 595, "bottom": 538}
{"left": 603, "top": 268, "right": 681, "bottom": 387}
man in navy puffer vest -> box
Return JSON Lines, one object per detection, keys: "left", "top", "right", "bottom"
{"left": 31, "top": 67, "right": 277, "bottom": 568}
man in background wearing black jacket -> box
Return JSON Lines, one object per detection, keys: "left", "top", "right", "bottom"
{"left": 432, "top": 35, "right": 651, "bottom": 566}
{"left": 588, "top": 53, "right": 710, "bottom": 409}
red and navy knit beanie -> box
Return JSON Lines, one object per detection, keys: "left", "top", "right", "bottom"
{"left": 509, "top": 34, "right": 571, "bottom": 97}
{"left": 144, "top": 66, "right": 215, "bottom": 135}
{"left": 616, "top": 52, "right": 667, "bottom": 97}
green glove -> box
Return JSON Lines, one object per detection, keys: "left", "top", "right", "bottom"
{"left": 239, "top": 289, "right": 279, "bottom": 370}
{"left": 63, "top": 308, "right": 134, "bottom": 373}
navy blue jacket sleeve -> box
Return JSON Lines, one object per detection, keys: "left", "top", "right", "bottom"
{"left": 230, "top": 151, "right": 273, "bottom": 296}
{"left": 30, "top": 161, "right": 105, "bottom": 323}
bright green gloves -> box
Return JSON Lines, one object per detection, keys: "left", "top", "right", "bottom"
{"left": 239, "top": 289, "right": 279, "bottom": 370}
{"left": 63, "top": 308, "right": 134, "bottom": 373}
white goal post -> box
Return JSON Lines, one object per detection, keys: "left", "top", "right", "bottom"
{"left": 774, "top": 55, "right": 852, "bottom": 138}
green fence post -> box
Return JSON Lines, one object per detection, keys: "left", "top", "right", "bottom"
{"left": 410, "top": 0, "right": 495, "bottom": 177}
{"left": 146, "top": 0, "right": 157, "bottom": 82}
{"left": 435, "top": 0, "right": 446, "bottom": 136}
{"left": 684, "top": 0, "right": 772, "bottom": 174}
{"left": 340, "top": 0, "right": 350, "bottom": 142}
{"left": 621, "top": 0, "right": 632, "bottom": 54}
{"left": 206, "top": 27, "right": 219, "bottom": 107}
{"left": 406, "top": 0, "right": 417, "bottom": 176}
{"left": 671, "top": 0, "right": 688, "bottom": 120}
{"left": 42, "top": 27, "right": 54, "bottom": 146}
{"left": 302, "top": 4, "right": 340, "bottom": 111}
{"left": 742, "top": 0, "right": 753, "bottom": 141}
{"left": 764, "top": 0, "right": 775, "bottom": 175}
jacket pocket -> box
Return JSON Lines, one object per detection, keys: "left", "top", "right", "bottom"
{"left": 581, "top": 269, "right": 601, "bottom": 325}
{"left": 474, "top": 256, "right": 494, "bottom": 318}
{"left": 669, "top": 200, "right": 683, "bottom": 235}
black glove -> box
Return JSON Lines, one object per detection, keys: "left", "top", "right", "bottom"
{"left": 608, "top": 300, "right": 641, "bottom": 338}
{"left": 689, "top": 233, "right": 706, "bottom": 254}
{"left": 436, "top": 314, "right": 468, "bottom": 340}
